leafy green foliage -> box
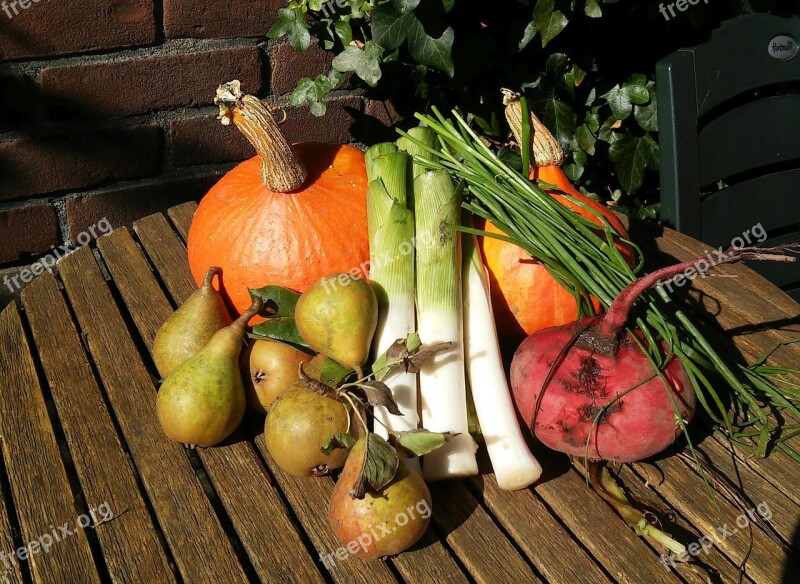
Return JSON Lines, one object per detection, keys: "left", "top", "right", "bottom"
{"left": 269, "top": 0, "right": 777, "bottom": 213}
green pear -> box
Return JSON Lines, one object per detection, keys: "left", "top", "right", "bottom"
{"left": 156, "top": 298, "right": 262, "bottom": 447}
{"left": 153, "top": 267, "right": 232, "bottom": 378}
{"left": 264, "top": 383, "right": 355, "bottom": 476}
{"left": 328, "top": 438, "right": 432, "bottom": 560}
{"left": 242, "top": 339, "right": 313, "bottom": 414}
{"left": 295, "top": 274, "right": 378, "bottom": 373}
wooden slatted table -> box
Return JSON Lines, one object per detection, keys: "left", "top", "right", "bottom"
{"left": 0, "top": 201, "right": 798, "bottom": 584}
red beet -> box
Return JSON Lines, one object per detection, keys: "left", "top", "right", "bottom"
{"left": 510, "top": 247, "right": 794, "bottom": 463}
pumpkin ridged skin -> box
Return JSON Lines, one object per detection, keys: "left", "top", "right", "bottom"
{"left": 481, "top": 165, "right": 632, "bottom": 345}
{"left": 187, "top": 143, "right": 369, "bottom": 321}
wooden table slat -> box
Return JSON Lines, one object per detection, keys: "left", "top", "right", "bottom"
{"left": 167, "top": 202, "right": 198, "bottom": 242}
{"left": 616, "top": 465, "right": 754, "bottom": 584}
{"left": 429, "top": 481, "right": 543, "bottom": 584}
{"left": 133, "top": 214, "right": 197, "bottom": 305}
{"left": 470, "top": 473, "right": 609, "bottom": 584}
{"left": 57, "top": 246, "right": 248, "bottom": 583}
{"left": 0, "top": 304, "right": 99, "bottom": 583}
{"left": 536, "top": 466, "right": 680, "bottom": 584}
{"left": 97, "top": 227, "right": 326, "bottom": 583}
{"left": 20, "top": 274, "right": 176, "bottom": 583}
{"left": 632, "top": 455, "right": 797, "bottom": 584}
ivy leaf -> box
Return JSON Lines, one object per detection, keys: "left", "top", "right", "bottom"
{"left": 332, "top": 41, "right": 384, "bottom": 86}
{"left": 634, "top": 89, "right": 658, "bottom": 131}
{"left": 321, "top": 433, "right": 357, "bottom": 456}
{"left": 267, "top": 8, "right": 311, "bottom": 52}
{"left": 584, "top": 0, "right": 602, "bottom": 17}
{"left": 532, "top": 0, "right": 569, "bottom": 47}
{"left": 350, "top": 381, "right": 403, "bottom": 415}
{"left": 602, "top": 85, "right": 633, "bottom": 120}
{"left": 625, "top": 83, "right": 650, "bottom": 105}
{"left": 290, "top": 70, "right": 344, "bottom": 117}
{"left": 442, "top": 0, "right": 455, "bottom": 11}
{"left": 248, "top": 285, "right": 300, "bottom": 318}
{"left": 407, "top": 19, "right": 455, "bottom": 76}
{"left": 389, "top": 429, "right": 452, "bottom": 457}
{"left": 351, "top": 433, "right": 399, "bottom": 499}
{"left": 334, "top": 20, "right": 353, "bottom": 46}
{"left": 519, "top": 21, "right": 537, "bottom": 50}
{"left": 391, "top": 0, "right": 421, "bottom": 13}
{"left": 371, "top": 5, "right": 416, "bottom": 50}
{"left": 609, "top": 133, "right": 659, "bottom": 194}
{"left": 542, "top": 99, "right": 576, "bottom": 150}
{"left": 575, "top": 123, "right": 596, "bottom": 155}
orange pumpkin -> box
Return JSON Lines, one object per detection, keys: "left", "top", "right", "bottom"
{"left": 482, "top": 94, "right": 633, "bottom": 344}
{"left": 187, "top": 82, "right": 369, "bottom": 321}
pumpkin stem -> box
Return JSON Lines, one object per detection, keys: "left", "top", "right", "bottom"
{"left": 502, "top": 89, "right": 565, "bottom": 168}
{"left": 215, "top": 80, "right": 308, "bottom": 192}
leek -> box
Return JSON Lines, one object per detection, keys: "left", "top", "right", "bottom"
{"left": 366, "top": 149, "right": 420, "bottom": 453}
{"left": 463, "top": 223, "right": 542, "bottom": 489}
{"left": 413, "top": 169, "right": 478, "bottom": 481}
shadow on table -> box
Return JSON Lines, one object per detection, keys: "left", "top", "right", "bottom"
{"left": 784, "top": 521, "right": 800, "bottom": 583}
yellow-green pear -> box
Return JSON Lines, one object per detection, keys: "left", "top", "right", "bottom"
{"left": 242, "top": 339, "right": 313, "bottom": 414}
{"left": 153, "top": 267, "right": 232, "bottom": 378}
{"left": 295, "top": 274, "right": 378, "bottom": 373}
{"left": 156, "top": 298, "right": 262, "bottom": 447}
{"left": 328, "top": 438, "right": 432, "bottom": 560}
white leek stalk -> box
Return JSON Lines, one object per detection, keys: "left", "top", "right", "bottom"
{"left": 413, "top": 169, "right": 478, "bottom": 481}
{"left": 365, "top": 149, "right": 420, "bottom": 459}
{"left": 463, "top": 227, "right": 542, "bottom": 489}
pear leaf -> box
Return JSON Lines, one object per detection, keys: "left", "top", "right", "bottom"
{"left": 298, "top": 364, "right": 338, "bottom": 398}
{"left": 248, "top": 285, "right": 300, "bottom": 318}
{"left": 313, "top": 357, "right": 353, "bottom": 387}
{"left": 350, "top": 381, "right": 402, "bottom": 415}
{"left": 404, "top": 342, "right": 453, "bottom": 373}
{"left": 389, "top": 429, "right": 452, "bottom": 458}
{"left": 351, "top": 433, "right": 399, "bottom": 499}
{"left": 321, "top": 433, "right": 357, "bottom": 456}
{"left": 250, "top": 317, "right": 310, "bottom": 351}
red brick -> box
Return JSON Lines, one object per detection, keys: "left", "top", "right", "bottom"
{"left": 0, "top": 125, "right": 162, "bottom": 201}
{"left": 170, "top": 114, "right": 253, "bottom": 167}
{"left": 279, "top": 94, "right": 362, "bottom": 145}
{"left": 270, "top": 41, "right": 334, "bottom": 96}
{"left": 0, "top": 204, "right": 59, "bottom": 263}
{"left": 364, "top": 99, "right": 399, "bottom": 127}
{"left": 170, "top": 95, "right": 361, "bottom": 166}
{"left": 165, "top": 0, "right": 282, "bottom": 39}
{"left": 0, "top": 0, "right": 155, "bottom": 61}
{"left": 65, "top": 174, "right": 224, "bottom": 243}
{"left": 41, "top": 47, "right": 263, "bottom": 119}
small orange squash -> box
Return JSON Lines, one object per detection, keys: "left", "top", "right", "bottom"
{"left": 481, "top": 93, "right": 633, "bottom": 344}
{"left": 187, "top": 81, "right": 369, "bottom": 321}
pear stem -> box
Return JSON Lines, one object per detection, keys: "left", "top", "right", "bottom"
{"left": 231, "top": 298, "right": 263, "bottom": 333}
{"left": 202, "top": 266, "right": 223, "bottom": 289}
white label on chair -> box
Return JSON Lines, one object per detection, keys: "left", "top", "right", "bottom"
{"left": 768, "top": 35, "right": 798, "bottom": 60}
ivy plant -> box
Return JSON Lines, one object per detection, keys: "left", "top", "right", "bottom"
{"left": 268, "top": 0, "right": 790, "bottom": 217}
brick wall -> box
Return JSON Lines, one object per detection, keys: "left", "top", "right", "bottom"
{"left": 0, "top": 0, "right": 396, "bottom": 307}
